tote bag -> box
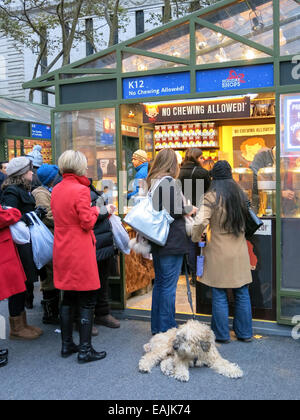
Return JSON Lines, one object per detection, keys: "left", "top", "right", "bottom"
{"left": 9, "top": 220, "right": 30, "bottom": 245}
{"left": 26, "top": 212, "right": 54, "bottom": 269}
{"left": 124, "top": 177, "right": 174, "bottom": 246}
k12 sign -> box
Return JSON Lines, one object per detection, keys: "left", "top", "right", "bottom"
{"left": 123, "top": 72, "right": 191, "bottom": 99}
{"left": 196, "top": 64, "right": 274, "bottom": 93}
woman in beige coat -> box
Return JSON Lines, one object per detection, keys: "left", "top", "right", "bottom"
{"left": 192, "top": 160, "right": 253, "bottom": 343}
{"left": 32, "top": 164, "right": 60, "bottom": 325}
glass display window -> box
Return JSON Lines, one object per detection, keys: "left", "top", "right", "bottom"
{"left": 122, "top": 53, "right": 186, "bottom": 73}
{"left": 201, "top": 0, "right": 274, "bottom": 50}
{"left": 75, "top": 52, "right": 117, "bottom": 70}
{"left": 129, "top": 23, "right": 190, "bottom": 61}
{"left": 196, "top": 24, "right": 270, "bottom": 65}
{"left": 23, "top": 139, "right": 52, "bottom": 164}
{"left": 280, "top": 93, "right": 300, "bottom": 218}
{"left": 231, "top": 123, "right": 276, "bottom": 215}
{"left": 280, "top": 0, "right": 300, "bottom": 56}
{"left": 54, "top": 108, "right": 118, "bottom": 209}
{"left": 7, "top": 139, "right": 15, "bottom": 162}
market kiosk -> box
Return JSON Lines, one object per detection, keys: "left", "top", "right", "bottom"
{"left": 0, "top": 97, "right": 52, "bottom": 163}
{"left": 23, "top": 0, "right": 300, "bottom": 326}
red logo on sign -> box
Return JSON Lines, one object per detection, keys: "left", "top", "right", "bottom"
{"left": 227, "top": 70, "right": 246, "bottom": 83}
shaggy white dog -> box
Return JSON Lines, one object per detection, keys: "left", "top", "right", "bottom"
{"left": 139, "top": 320, "right": 243, "bottom": 382}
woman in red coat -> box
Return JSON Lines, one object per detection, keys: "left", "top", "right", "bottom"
{"left": 51, "top": 150, "right": 106, "bottom": 364}
{"left": 0, "top": 205, "right": 27, "bottom": 367}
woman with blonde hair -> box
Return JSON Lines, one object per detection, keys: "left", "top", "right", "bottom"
{"left": 147, "top": 149, "right": 194, "bottom": 334}
{"left": 51, "top": 150, "right": 106, "bottom": 364}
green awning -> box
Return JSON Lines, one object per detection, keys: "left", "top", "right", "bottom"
{"left": 0, "top": 97, "right": 51, "bottom": 124}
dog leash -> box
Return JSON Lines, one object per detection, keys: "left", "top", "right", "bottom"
{"left": 183, "top": 255, "right": 196, "bottom": 320}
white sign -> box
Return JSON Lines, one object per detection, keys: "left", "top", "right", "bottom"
{"left": 255, "top": 219, "right": 272, "bottom": 236}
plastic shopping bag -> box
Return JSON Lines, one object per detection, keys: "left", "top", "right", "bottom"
{"left": 26, "top": 212, "right": 54, "bottom": 269}
{"left": 9, "top": 220, "right": 30, "bottom": 245}
{"left": 109, "top": 214, "right": 131, "bottom": 255}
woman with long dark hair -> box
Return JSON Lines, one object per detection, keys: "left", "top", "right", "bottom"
{"left": 192, "top": 160, "right": 253, "bottom": 343}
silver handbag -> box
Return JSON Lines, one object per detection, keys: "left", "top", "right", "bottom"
{"left": 124, "top": 177, "right": 174, "bottom": 246}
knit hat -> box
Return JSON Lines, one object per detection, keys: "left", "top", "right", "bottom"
{"left": 132, "top": 149, "right": 148, "bottom": 163}
{"left": 6, "top": 157, "right": 33, "bottom": 177}
{"left": 37, "top": 164, "right": 59, "bottom": 187}
{"left": 26, "top": 145, "right": 43, "bottom": 168}
{"left": 211, "top": 160, "right": 233, "bottom": 180}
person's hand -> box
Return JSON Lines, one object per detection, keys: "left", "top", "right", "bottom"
{"left": 282, "top": 190, "right": 295, "bottom": 200}
{"left": 21, "top": 213, "right": 33, "bottom": 226}
{"left": 186, "top": 206, "right": 198, "bottom": 217}
{"left": 106, "top": 204, "right": 116, "bottom": 215}
{"left": 35, "top": 206, "right": 47, "bottom": 220}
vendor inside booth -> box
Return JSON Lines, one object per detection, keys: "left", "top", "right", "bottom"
{"left": 23, "top": 0, "right": 300, "bottom": 328}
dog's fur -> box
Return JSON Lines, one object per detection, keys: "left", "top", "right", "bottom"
{"left": 139, "top": 320, "right": 243, "bottom": 382}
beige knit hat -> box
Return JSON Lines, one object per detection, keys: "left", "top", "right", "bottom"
{"left": 132, "top": 149, "right": 148, "bottom": 163}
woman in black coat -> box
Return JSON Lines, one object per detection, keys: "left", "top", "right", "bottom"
{"left": 90, "top": 184, "right": 120, "bottom": 328}
{"left": 2, "top": 158, "right": 39, "bottom": 308}
{"left": 178, "top": 148, "right": 211, "bottom": 285}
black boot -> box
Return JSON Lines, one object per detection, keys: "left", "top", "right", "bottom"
{"left": 77, "top": 307, "right": 106, "bottom": 365}
{"left": 190, "top": 274, "right": 197, "bottom": 287}
{"left": 42, "top": 295, "right": 60, "bottom": 325}
{"left": 25, "top": 290, "right": 34, "bottom": 309}
{"left": 0, "top": 349, "right": 8, "bottom": 368}
{"left": 60, "top": 306, "right": 79, "bottom": 358}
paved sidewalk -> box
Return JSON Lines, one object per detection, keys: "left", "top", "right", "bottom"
{"left": 0, "top": 296, "right": 299, "bottom": 401}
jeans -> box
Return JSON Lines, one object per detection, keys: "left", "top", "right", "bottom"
{"left": 151, "top": 254, "right": 184, "bottom": 334}
{"left": 211, "top": 285, "right": 253, "bottom": 341}
{"left": 187, "top": 238, "right": 198, "bottom": 277}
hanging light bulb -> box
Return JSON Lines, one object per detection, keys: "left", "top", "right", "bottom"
{"left": 197, "top": 40, "right": 208, "bottom": 50}
{"left": 249, "top": 9, "right": 264, "bottom": 33}
{"left": 215, "top": 48, "right": 228, "bottom": 63}
{"left": 170, "top": 47, "right": 181, "bottom": 58}
{"left": 280, "top": 28, "right": 287, "bottom": 46}
{"left": 244, "top": 48, "right": 256, "bottom": 60}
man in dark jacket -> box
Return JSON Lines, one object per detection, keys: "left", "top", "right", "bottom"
{"left": 90, "top": 184, "right": 120, "bottom": 328}
{"left": 178, "top": 148, "right": 211, "bottom": 286}
{"left": 178, "top": 149, "right": 211, "bottom": 206}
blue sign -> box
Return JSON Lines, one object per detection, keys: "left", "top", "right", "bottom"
{"left": 31, "top": 123, "right": 51, "bottom": 140}
{"left": 123, "top": 72, "right": 191, "bottom": 99}
{"left": 196, "top": 64, "right": 274, "bottom": 93}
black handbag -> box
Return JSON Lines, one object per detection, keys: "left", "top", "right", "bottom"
{"left": 245, "top": 202, "right": 264, "bottom": 240}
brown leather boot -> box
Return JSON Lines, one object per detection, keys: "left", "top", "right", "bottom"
{"left": 9, "top": 316, "right": 40, "bottom": 340}
{"left": 94, "top": 314, "right": 120, "bottom": 328}
{"left": 21, "top": 311, "right": 43, "bottom": 337}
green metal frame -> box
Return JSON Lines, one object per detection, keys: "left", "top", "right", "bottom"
{"left": 23, "top": 0, "right": 300, "bottom": 321}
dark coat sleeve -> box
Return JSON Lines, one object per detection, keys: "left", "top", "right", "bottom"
{"left": 151, "top": 178, "right": 187, "bottom": 219}
{"left": 2, "top": 186, "right": 21, "bottom": 209}
{"left": 0, "top": 206, "right": 21, "bottom": 229}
